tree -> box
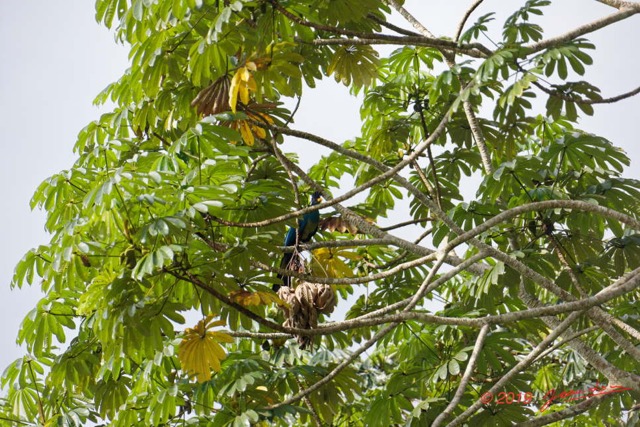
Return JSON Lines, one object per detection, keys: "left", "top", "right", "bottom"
{"left": 2, "top": 0, "right": 640, "bottom": 425}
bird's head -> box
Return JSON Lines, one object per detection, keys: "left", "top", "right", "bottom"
{"left": 310, "top": 191, "right": 323, "bottom": 205}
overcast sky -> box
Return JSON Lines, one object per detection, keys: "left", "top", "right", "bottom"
{"left": 1, "top": 1, "right": 638, "bottom": 372}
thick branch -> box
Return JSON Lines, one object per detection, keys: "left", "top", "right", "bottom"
{"left": 596, "top": 0, "right": 638, "bottom": 10}
{"left": 463, "top": 100, "right": 493, "bottom": 174}
{"left": 299, "top": 36, "right": 490, "bottom": 58}
{"left": 367, "top": 13, "right": 421, "bottom": 36}
{"left": 520, "top": 288, "right": 640, "bottom": 391}
{"left": 525, "top": 6, "right": 640, "bottom": 55}
{"left": 385, "top": 0, "right": 435, "bottom": 37}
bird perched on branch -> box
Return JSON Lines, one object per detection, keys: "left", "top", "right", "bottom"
{"left": 274, "top": 191, "right": 323, "bottom": 291}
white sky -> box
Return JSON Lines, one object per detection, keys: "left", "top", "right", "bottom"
{"left": 1, "top": 1, "right": 638, "bottom": 372}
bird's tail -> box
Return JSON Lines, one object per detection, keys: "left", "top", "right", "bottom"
{"left": 274, "top": 252, "right": 303, "bottom": 291}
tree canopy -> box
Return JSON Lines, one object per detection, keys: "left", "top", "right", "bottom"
{"left": 2, "top": 1, "right": 640, "bottom": 426}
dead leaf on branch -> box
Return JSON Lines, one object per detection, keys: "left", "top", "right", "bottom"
{"left": 226, "top": 103, "right": 275, "bottom": 146}
{"left": 191, "top": 74, "right": 231, "bottom": 117}
{"left": 319, "top": 216, "right": 359, "bottom": 234}
{"left": 178, "top": 314, "right": 233, "bottom": 382}
{"left": 318, "top": 215, "right": 375, "bottom": 234}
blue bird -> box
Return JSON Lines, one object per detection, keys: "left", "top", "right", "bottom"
{"left": 274, "top": 191, "right": 323, "bottom": 291}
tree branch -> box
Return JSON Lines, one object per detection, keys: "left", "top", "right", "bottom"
{"left": 519, "top": 393, "right": 615, "bottom": 427}
{"left": 447, "top": 311, "right": 585, "bottom": 427}
{"left": 367, "top": 13, "right": 421, "bottom": 37}
{"left": 596, "top": 0, "right": 638, "bottom": 10}
{"left": 463, "top": 100, "right": 493, "bottom": 174}
{"left": 272, "top": 0, "right": 491, "bottom": 57}
{"left": 385, "top": 0, "right": 435, "bottom": 37}
{"left": 267, "top": 323, "right": 398, "bottom": 409}
{"left": 298, "top": 36, "right": 491, "bottom": 58}
{"left": 432, "top": 324, "right": 490, "bottom": 427}
{"left": 525, "top": 6, "right": 640, "bottom": 55}
{"left": 455, "top": 0, "right": 485, "bottom": 42}
{"left": 534, "top": 80, "right": 640, "bottom": 104}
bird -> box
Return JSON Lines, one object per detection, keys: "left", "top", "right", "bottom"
{"left": 274, "top": 191, "right": 323, "bottom": 291}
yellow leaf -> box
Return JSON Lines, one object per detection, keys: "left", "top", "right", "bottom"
{"left": 178, "top": 315, "right": 233, "bottom": 382}
{"left": 230, "top": 290, "right": 260, "bottom": 306}
{"left": 231, "top": 290, "right": 283, "bottom": 306}
{"left": 256, "top": 291, "right": 283, "bottom": 305}
{"left": 239, "top": 121, "right": 255, "bottom": 146}
{"left": 246, "top": 75, "right": 257, "bottom": 92}
{"left": 241, "top": 67, "right": 252, "bottom": 81}
{"left": 228, "top": 66, "right": 257, "bottom": 112}
{"left": 229, "top": 70, "right": 243, "bottom": 113}
{"left": 311, "top": 247, "right": 357, "bottom": 278}
{"left": 252, "top": 124, "right": 266, "bottom": 139}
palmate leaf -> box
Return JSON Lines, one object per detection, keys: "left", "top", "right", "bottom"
{"left": 459, "top": 12, "right": 496, "bottom": 44}
{"left": 17, "top": 294, "right": 76, "bottom": 357}
{"left": 311, "top": 247, "right": 358, "bottom": 279}
{"left": 178, "top": 315, "right": 234, "bottom": 382}
{"left": 543, "top": 80, "right": 602, "bottom": 120}
{"left": 475, "top": 48, "right": 515, "bottom": 83}
{"left": 532, "top": 363, "right": 561, "bottom": 392}
{"left": 601, "top": 234, "right": 640, "bottom": 276}
{"left": 541, "top": 133, "right": 629, "bottom": 175}
{"left": 94, "top": 378, "right": 130, "bottom": 421}
{"left": 252, "top": 42, "right": 305, "bottom": 99}
{"left": 386, "top": 46, "right": 442, "bottom": 74}
{"left": 536, "top": 38, "right": 594, "bottom": 80}
{"left": 327, "top": 45, "right": 379, "bottom": 92}
{"left": 315, "top": 0, "right": 388, "bottom": 28}
{"left": 503, "top": 0, "right": 550, "bottom": 44}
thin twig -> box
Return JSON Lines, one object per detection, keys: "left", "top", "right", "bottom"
{"left": 294, "top": 377, "right": 323, "bottom": 426}
{"left": 533, "top": 80, "right": 640, "bottom": 104}
{"left": 27, "top": 360, "right": 46, "bottom": 425}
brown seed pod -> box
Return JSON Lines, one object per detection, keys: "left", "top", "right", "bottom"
{"left": 191, "top": 74, "right": 231, "bottom": 116}
{"left": 277, "top": 282, "right": 337, "bottom": 349}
